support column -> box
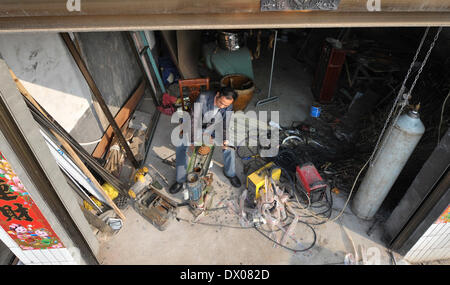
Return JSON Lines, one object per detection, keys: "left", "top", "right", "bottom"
{"left": 0, "top": 59, "right": 99, "bottom": 265}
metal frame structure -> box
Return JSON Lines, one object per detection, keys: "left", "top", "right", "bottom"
{"left": 384, "top": 129, "right": 450, "bottom": 256}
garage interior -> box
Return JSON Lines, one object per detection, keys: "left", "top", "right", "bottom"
{"left": 0, "top": 24, "right": 449, "bottom": 265}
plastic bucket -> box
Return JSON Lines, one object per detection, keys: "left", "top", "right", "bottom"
{"left": 310, "top": 105, "right": 321, "bottom": 118}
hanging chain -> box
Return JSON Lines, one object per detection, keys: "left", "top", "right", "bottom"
{"left": 369, "top": 27, "right": 442, "bottom": 166}
{"left": 368, "top": 27, "right": 429, "bottom": 164}
{"left": 407, "top": 26, "right": 443, "bottom": 99}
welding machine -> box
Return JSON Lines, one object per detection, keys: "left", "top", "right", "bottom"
{"left": 295, "top": 163, "right": 328, "bottom": 204}
{"left": 246, "top": 162, "right": 281, "bottom": 205}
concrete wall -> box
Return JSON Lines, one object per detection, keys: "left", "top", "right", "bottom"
{"left": 0, "top": 33, "right": 92, "bottom": 133}
{"left": 70, "top": 31, "right": 145, "bottom": 153}
{"left": 75, "top": 32, "right": 142, "bottom": 117}
{"left": 0, "top": 31, "right": 151, "bottom": 154}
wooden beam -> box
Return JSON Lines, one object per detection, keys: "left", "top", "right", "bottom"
{"left": 1, "top": 0, "right": 450, "bottom": 17}
{"left": 92, "top": 80, "right": 146, "bottom": 159}
{"left": 0, "top": 12, "right": 449, "bottom": 33}
{"left": 61, "top": 32, "right": 139, "bottom": 168}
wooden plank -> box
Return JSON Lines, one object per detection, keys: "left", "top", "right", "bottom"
{"left": 61, "top": 33, "right": 139, "bottom": 168}
{"left": 92, "top": 80, "right": 146, "bottom": 159}
{"left": 8, "top": 68, "right": 126, "bottom": 221}
{"left": 177, "top": 30, "right": 201, "bottom": 79}
{"left": 1, "top": 12, "right": 449, "bottom": 33}
{"left": 0, "top": 0, "right": 257, "bottom": 16}
{"left": 1, "top": 0, "right": 450, "bottom": 17}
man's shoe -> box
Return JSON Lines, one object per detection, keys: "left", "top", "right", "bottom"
{"left": 169, "top": 182, "right": 183, "bottom": 194}
{"left": 227, "top": 175, "right": 241, "bottom": 188}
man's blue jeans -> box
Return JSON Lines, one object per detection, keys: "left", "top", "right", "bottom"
{"left": 176, "top": 144, "right": 236, "bottom": 183}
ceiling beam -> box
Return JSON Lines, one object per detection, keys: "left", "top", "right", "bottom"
{"left": 1, "top": 0, "right": 450, "bottom": 17}
{"left": 0, "top": 12, "right": 449, "bottom": 33}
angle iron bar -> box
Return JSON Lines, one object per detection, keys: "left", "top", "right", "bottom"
{"left": 24, "top": 97, "right": 129, "bottom": 195}
{"left": 60, "top": 167, "right": 104, "bottom": 213}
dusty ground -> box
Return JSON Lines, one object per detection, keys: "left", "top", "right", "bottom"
{"left": 98, "top": 42, "right": 402, "bottom": 265}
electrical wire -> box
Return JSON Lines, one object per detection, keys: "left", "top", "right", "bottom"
{"left": 176, "top": 27, "right": 443, "bottom": 254}
{"left": 281, "top": 172, "right": 334, "bottom": 225}
{"left": 296, "top": 158, "right": 369, "bottom": 224}
{"left": 254, "top": 224, "right": 316, "bottom": 253}
{"left": 319, "top": 28, "right": 443, "bottom": 222}
{"left": 175, "top": 216, "right": 253, "bottom": 229}
{"left": 177, "top": 215, "right": 317, "bottom": 253}
{"left": 78, "top": 138, "right": 102, "bottom": 146}
{"left": 176, "top": 182, "right": 318, "bottom": 253}
{"left": 237, "top": 135, "right": 336, "bottom": 226}
{"left": 220, "top": 133, "right": 340, "bottom": 252}
{"left": 204, "top": 206, "right": 229, "bottom": 211}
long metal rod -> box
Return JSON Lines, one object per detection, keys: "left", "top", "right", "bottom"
{"left": 125, "top": 31, "right": 163, "bottom": 169}
{"left": 267, "top": 29, "right": 277, "bottom": 100}
{"left": 142, "top": 110, "right": 161, "bottom": 168}
{"left": 23, "top": 88, "right": 129, "bottom": 195}
{"left": 61, "top": 32, "right": 139, "bottom": 168}
{"left": 60, "top": 167, "right": 104, "bottom": 213}
{"left": 139, "top": 31, "right": 166, "bottom": 94}
{"left": 9, "top": 68, "right": 126, "bottom": 220}
{"left": 126, "top": 31, "right": 161, "bottom": 106}
{"left": 256, "top": 29, "right": 279, "bottom": 107}
{"left": 41, "top": 129, "right": 109, "bottom": 205}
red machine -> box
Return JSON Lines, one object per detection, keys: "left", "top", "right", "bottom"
{"left": 311, "top": 38, "right": 347, "bottom": 103}
{"left": 296, "top": 163, "right": 328, "bottom": 203}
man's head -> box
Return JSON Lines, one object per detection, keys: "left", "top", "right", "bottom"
{"left": 215, "top": 87, "right": 237, "bottom": 109}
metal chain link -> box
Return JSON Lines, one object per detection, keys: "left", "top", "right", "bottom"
{"left": 368, "top": 27, "right": 429, "bottom": 164}
{"left": 369, "top": 27, "right": 442, "bottom": 166}
{"left": 408, "top": 26, "right": 443, "bottom": 98}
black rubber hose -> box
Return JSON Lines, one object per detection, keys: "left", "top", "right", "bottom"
{"left": 253, "top": 222, "right": 317, "bottom": 253}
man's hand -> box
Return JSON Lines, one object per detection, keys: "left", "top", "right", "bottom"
{"left": 223, "top": 140, "right": 230, "bottom": 150}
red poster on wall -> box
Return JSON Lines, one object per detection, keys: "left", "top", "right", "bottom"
{"left": 435, "top": 205, "right": 449, "bottom": 224}
{"left": 0, "top": 151, "right": 64, "bottom": 250}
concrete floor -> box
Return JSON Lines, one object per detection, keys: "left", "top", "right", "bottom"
{"left": 97, "top": 43, "right": 399, "bottom": 265}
